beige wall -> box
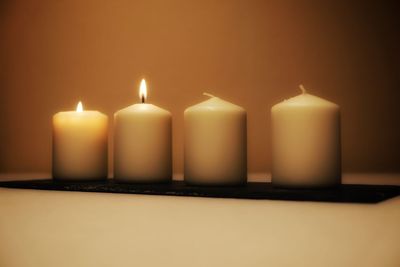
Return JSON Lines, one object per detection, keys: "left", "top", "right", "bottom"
{"left": 1, "top": 0, "right": 399, "bottom": 174}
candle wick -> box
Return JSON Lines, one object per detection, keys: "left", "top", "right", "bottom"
{"left": 141, "top": 95, "right": 145, "bottom": 103}
{"left": 299, "top": 84, "right": 307, "bottom": 94}
{"left": 203, "top": 92, "right": 216, "bottom": 98}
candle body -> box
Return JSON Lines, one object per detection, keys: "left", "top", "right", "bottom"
{"left": 52, "top": 111, "right": 108, "bottom": 180}
{"left": 114, "top": 104, "right": 172, "bottom": 183}
{"left": 271, "top": 93, "right": 341, "bottom": 188}
{"left": 184, "top": 97, "right": 247, "bottom": 185}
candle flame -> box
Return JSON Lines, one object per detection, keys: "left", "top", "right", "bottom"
{"left": 139, "top": 79, "right": 147, "bottom": 103}
{"left": 76, "top": 101, "right": 83, "bottom": 112}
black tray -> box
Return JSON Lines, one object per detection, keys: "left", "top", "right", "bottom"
{"left": 0, "top": 179, "right": 399, "bottom": 203}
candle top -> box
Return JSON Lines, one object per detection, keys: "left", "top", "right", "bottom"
{"left": 185, "top": 93, "right": 245, "bottom": 113}
{"left": 272, "top": 85, "right": 339, "bottom": 111}
{"left": 54, "top": 101, "right": 105, "bottom": 116}
{"left": 116, "top": 103, "right": 171, "bottom": 117}
{"left": 54, "top": 110, "right": 106, "bottom": 120}
{"left": 53, "top": 109, "right": 107, "bottom": 128}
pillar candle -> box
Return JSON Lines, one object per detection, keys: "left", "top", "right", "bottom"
{"left": 184, "top": 93, "right": 247, "bottom": 185}
{"left": 271, "top": 85, "right": 341, "bottom": 188}
{"left": 114, "top": 79, "right": 172, "bottom": 183}
{"left": 52, "top": 102, "right": 108, "bottom": 180}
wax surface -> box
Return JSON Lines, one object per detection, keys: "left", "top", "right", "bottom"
{"left": 271, "top": 93, "right": 341, "bottom": 187}
{"left": 52, "top": 111, "right": 108, "bottom": 180}
{"left": 114, "top": 103, "right": 172, "bottom": 182}
{"left": 184, "top": 96, "right": 247, "bottom": 185}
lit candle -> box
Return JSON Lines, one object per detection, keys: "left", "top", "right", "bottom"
{"left": 271, "top": 85, "right": 341, "bottom": 188}
{"left": 52, "top": 102, "right": 108, "bottom": 180}
{"left": 114, "top": 79, "right": 172, "bottom": 183}
{"left": 184, "top": 93, "right": 247, "bottom": 185}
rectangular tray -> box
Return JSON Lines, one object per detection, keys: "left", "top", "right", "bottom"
{"left": 0, "top": 179, "right": 399, "bottom": 203}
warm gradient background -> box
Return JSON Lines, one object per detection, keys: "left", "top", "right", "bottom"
{"left": 1, "top": 0, "right": 399, "bottom": 175}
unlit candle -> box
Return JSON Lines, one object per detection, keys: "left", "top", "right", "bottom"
{"left": 271, "top": 85, "right": 341, "bottom": 188}
{"left": 184, "top": 93, "right": 247, "bottom": 185}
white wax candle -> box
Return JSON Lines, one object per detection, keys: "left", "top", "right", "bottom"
{"left": 52, "top": 102, "right": 108, "bottom": 180}
{"left": 184, "top": 93, "right": 247, "bottom": 185}
{"left": 114, "top": 79, "right": 172, "bottom": 183}
{"left": 271, "top": 85, "right": 341, "bottom": 188}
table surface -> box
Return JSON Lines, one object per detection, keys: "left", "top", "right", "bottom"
{"left": 1, "top": 173, "right": 400, "bottom": 267}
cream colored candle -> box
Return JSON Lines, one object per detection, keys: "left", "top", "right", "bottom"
{"left": 184, "top": 93, "right": 247, "bottom": 185}
{"left": 52, "top": 102, "right": 108, "bottom": 180}
{"left": 271, "top": 85, "right": 341, "bottom": 188}
{"left": 114, "top": 79, "right": 172, "bottom": 183}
